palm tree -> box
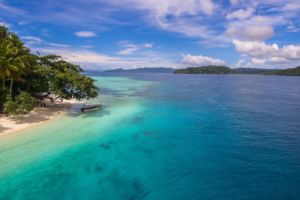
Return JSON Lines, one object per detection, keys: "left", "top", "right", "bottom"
{"left": 0, "top": 26, "right": 9, "bottom": 89}
{"left": 0, "top": 26, "right": 8, "bottom": 41}
{"left": 0, "top": 33, "right": 35, "bottom": 94}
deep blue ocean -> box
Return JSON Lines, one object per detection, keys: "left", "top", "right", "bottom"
{"left": 1, "top": 74, "right": 300, "bottom": 199}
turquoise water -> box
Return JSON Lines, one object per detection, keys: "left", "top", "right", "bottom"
{"left": 0, "top": 74, "right": 300, "bottom": 199}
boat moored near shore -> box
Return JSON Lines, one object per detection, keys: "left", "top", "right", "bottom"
{"left": 81, "top": 103, "right": 102, "bottom": 112}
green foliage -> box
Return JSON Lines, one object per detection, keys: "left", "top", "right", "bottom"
{"left": 0, "top": 25, "right": 99, "bottom": 115}
{"left": 0, "top": 26, "right": 36, "bottom": 95}
{"left": 275, "top": 66, "right": 300, "bottom": 76}
{"left": 3, "top": 95, "right": 18, "bottom": 116}
{"left": 174, "top": 65, "right": 300, "bottom": 76}
{"left": 4, "top": 92, "right": 37, "bottom": 116}
{"left": 16, "top": 92, "right": 38, "bottom": 114}
{"left": 174, "top": 66, "right": 232, "bottom": 74}
{"left": 34, "top": 55, "right": 98, "bottom": 100}
{"left": 0, "top": 87, "right": 8, "bottom": 104}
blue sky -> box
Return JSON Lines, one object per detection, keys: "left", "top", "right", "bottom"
{"left": 0, "top": 0, "right": 300, "bottom": 70}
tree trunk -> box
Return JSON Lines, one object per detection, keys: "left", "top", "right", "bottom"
{"left": 2, "top": 78, "right": 4, "bottom": 90}
{"left": 9, "top": 79, "right": 13, "bottom": 95}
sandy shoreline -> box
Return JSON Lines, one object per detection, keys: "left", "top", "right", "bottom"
{"left": 0, "top": 99, "right": 80, "bottom": 137}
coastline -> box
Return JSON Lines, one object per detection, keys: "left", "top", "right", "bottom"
{"left": 0, "top": 99, "right": 80, "bottom": 137}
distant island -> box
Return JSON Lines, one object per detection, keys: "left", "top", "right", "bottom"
{"left": 103, "top": 67, "right": 175, "bottom": 73}
{"left": 102, "top": 66, "right": 300, "bottom": 76}
{"left": 174, "top": 66, "right": 300, "bottom": 76}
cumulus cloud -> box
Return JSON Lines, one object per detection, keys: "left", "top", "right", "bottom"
{"left": 226, "top": 25, "right": 274, "bottom": 41}
{"left": 233, "top": 40, "right": 300, "bottom": 67}
{"left": 225, "top": 11, "right": 286, "bottom": 41}
{"left": 225, "top": 5, "right": 287, "bottom": 41}
{"left": 182, "top": 54, "right": 226, "bottom": 66}
{"left": 226, "top": 7, "right": 255, "bottom": 20}
{"left": 74, "top": 31, "right": 97, "bottom": 38}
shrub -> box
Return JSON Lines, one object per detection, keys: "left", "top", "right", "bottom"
{"left": 4, "top": 92, "right": 37, "bottom": 116}
{"left": 3, "top": 95, "right": 18, "bottom": 116}
{"left": 15, "top": 92, "right": 38, "bottom": 114}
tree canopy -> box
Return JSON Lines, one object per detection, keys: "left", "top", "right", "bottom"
{"left": 0, "top": 26, "right": 99, "bottom": 115}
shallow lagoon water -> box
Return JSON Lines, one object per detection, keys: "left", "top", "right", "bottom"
{"left": 0, "top": 74, "right": 300, "bottom": 199}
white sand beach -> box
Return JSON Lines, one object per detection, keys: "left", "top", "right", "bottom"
{"left": 0, "top": 99, "right": 80, "bottom": 136}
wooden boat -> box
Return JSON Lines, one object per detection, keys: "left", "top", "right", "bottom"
{"left": 81, "top": 103, "right": 102, "bottom": 112}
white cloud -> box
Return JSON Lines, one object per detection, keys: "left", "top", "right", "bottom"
{"left": 198, "top": 0, "right": 215, "bottom": 15}
{"left": 112, "top": 0, "right": 216, "bottom": 17}
{"left": 117, "top": 41, "right": 154, "bottom": 55}
{"left": 74, "top": 31, "right": 97, "bottom": 38}
{"left": 251, "top": 58, "right": 265, "bottom": 65}
{"left": 230, "top": 0, "right": 240, "bottom": 5}
{"left": 103, "top": 0, "right": 295, "bottom": 45}
{"left": 182, "top": 54, "right": 226, "bottom": 66}
{"left": 233, "top": 59, "right": 247, "bottom": 68}
{"left": 118, "top": 47, "right": 138, "bottom": 55}
{"left": 226, "top": 8, "right": 255, "bottom": 20}
{"left": 233, "top": 40, "right": 278, "bottom": 58}
{"left": 144, "top": 43, "right": 154, "bottom": 48}
{"left": 22, "top": 36, "right": 43, "bottom": 44}
{"left": 224, "top": 4, "right": 289, "bottom": 42}
{"left": 287, "top": 22, "right": 299, "bottom": 33}
{"left": 79, "top": 45, "right": 94, "bottom": 49}
{"left": 6, "top": 0, "right": 299, "bottom": 48}
{"left": 0, "top": 21, "right": 8, "bottom": 27}
{"left": 2, "top": 0, "right": 300, "bottom": 67}
{"left": 33, "top": 46, "right": 182, "bottom": 70}
{"left": 224, "top": 12, "right": 287, "bottom": 41}
{"left": 0, "top": 1, "right": 24, "bottom": 14}
{"left": 45, "top": 49, "right": 113, "bottom": 64}
{"left": 282, "top": 2, "right": 300, "bottom": 12}
{"left": 233, "top": 40, "right": 300, "bottom": 68}
{"left": 46, "top": 43, "right": 70, "bottom": 48}
{"left": 226, "top": 25, "right": 274, "bottom": 41}
{"left": 18, "top": 21, "right": 29, "bottom": 26}
{"left": 106, "top": 0, "right": 217, "bottom": 41}
{"left": 0, "top": 17, "right": 9, "bottom": 27}
{"left": 22, "top": 36, "right": 72, "bottom": 48}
